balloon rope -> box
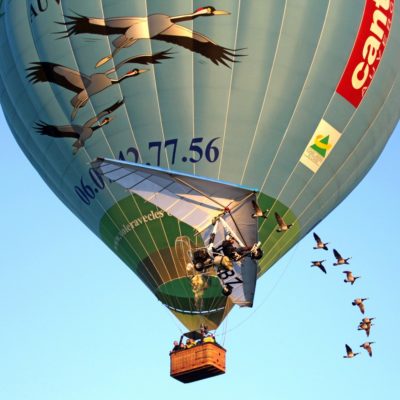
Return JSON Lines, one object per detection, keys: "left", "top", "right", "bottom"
{"left": 226, "top": 191, "right": 256, "bottom": 214}
{"left": 218, "top": 242, "right": 299, "bottom": 335}
{"left": 165, "top": 306, "right": 185, "bottom": 336}
{"left": 228, "top": 212, "right": 248, "bottom": 247}
{"left": 214, "top": 315, "right": 228, "bottom": 347}
{"left": 221, "top": 317, "right": 228, "bottom": 347}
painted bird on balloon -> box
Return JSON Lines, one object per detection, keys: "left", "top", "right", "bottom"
{"left": 26, "top": 49, "right": 173, "bottom": 120}
{"left": 35, "top": 100, "right": 124, "bottom": 154}
{"left": 56, "top": 6, "right": 244, "bottom": 68}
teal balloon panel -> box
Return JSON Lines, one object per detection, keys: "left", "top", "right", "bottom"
{"left": 1, "top": 0, "right": 399, "bottom": 330}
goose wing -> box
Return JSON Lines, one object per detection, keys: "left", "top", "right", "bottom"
{"left": 365, "top": 344, "right": 373, "bottom": 356}
{"left": 274, "top": 212, "right": 284, "bottom": 226}
{"left": 333, "top": 249, "right": 342, "bottom": 260}
{"left": 313, "top": 232, "right": 322, "bottom": 244}
{"left": 251, "top": 200, "right": 263, "bottom": 217}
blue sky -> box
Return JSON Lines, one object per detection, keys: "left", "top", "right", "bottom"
{"left": 1, "top": 107, "right": 399, "bottom": 400}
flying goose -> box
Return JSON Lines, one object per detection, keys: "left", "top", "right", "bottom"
{"left": 311, "top": 260, "right": 327, "bottom": 274}
{"left": 360, "top": 342, "right": 375, "bottom": 357}
{"left": 313, "top": 232, "right": 329, "bottom": 250}
{"left": 352, "top": 298, "right": 368, "bottom": 314}
{"left": 343, "top": 344, "right": 359, "bottom": 358}
{"left": 251, "top": 200, "right": 269, "bottom": 219}
{"left": 275, "top": 212, "right": 293, "bottom": 232}
{"left": 343, "top": 270, "right": 361, "bottom": 285}
{"left": 333, "top": 249, "right": 351, "bottom": 266}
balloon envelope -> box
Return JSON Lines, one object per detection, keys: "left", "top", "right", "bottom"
{"left": 1, "top": 0, "right": 399, "bottom": 330}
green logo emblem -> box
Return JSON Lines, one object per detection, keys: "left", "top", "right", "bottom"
{"left": 310, "top": 134, "right": 332, "bottom": 157}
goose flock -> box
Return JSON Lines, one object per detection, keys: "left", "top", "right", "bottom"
{"left": 311, "top": 232, "right": 375, "bottom": 358}
{"left": 249, "top": 202, "right": 376, "bottom": 359}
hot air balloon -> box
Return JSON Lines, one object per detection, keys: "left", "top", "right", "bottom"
{"left": 1, "top": 0, "right": 399, "bottom": 340}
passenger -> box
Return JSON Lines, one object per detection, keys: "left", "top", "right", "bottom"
{"left": 170, "top": 340, "right": 181, "bottom": 355}
{"left": 203, "top": 334, "right": 216, "bottom": 343}
{"left": 192, "top": 248, "right": 213, "bottom": 272}
{"left": 185, "top": 338, "right": 196, "bottom": 349}
{"left": 198, "top": 325, "right": 216, "bottom": 344}
{"left": 200, "top": 325, "right": 209, "bottom": 337}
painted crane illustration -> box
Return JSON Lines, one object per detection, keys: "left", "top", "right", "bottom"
{"left": 35, "top": 100, "right": 124, "bottom": 154}
{"left": 26, "top": 49, "right": 173, "bottom": 120}
{"left": 57, "top": 6, "right": 243, "bottom": 68}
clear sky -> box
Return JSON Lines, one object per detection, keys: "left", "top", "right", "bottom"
{"left": 1, "top": 107, "right": 399, "bottom": 400}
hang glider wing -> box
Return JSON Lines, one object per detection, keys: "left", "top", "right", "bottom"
{"left": 91, "top": 157, "right": 261, "bottom": 307}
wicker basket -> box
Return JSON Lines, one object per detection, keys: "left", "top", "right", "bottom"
{"left": 170, "top": 342, "right": 226, "bottom": 383}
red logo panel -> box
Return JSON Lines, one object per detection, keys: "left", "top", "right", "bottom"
{"left": 336, "top": 0, "right": 394, "bottom": 108}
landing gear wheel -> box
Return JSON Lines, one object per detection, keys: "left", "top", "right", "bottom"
{"left": 194, "top": 263, "right": 205, "bottom": 272}
{"left": 251, "top": 248, "right": 263, "bottom": 260}
{"left": 222, "top": 286, "right": 232, "bottom": 296}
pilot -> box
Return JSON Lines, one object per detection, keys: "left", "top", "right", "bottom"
{"left": 192, "top": 247, "right": 213, "bottom": 272}
{"left": 220, "top": 236, "right": 240, "bottom": 259}
{"left": 218, "top": 235, "right": 262, "bottom": 261}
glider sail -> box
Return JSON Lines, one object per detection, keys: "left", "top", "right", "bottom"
{"left": 91, "top": 157, "right": 260, "bottom": 307}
